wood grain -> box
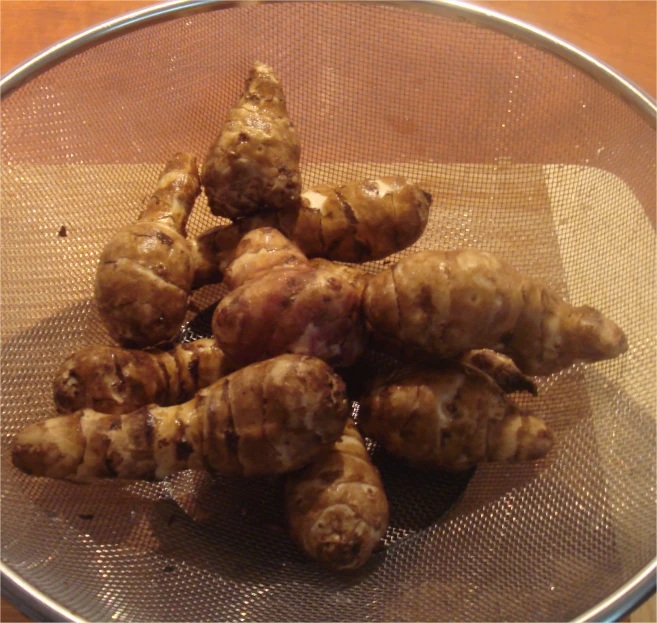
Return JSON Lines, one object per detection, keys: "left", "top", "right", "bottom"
{"left": 1, "top": 1, "right": 654, "bottom": 622}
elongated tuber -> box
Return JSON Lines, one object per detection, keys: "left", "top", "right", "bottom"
{"left": 54, "top": 339, "right": 236, "bottom": 415}
{"left": 201, "top": 63, "right": 301, "bottom": 220}
{"left": 190, "top": 176, "right": 431, "bottom": 287}
{"left": 359, "top": 361, "right": 554, "bottom": 471}
{"left": 363, "top": 248, "right": 627, "bottom": 375}
{"left": 212, "top": 229, "right": 366, "bottom": 367}
{"left": 14, "top": 355, "right": 349, "bottom": 483}
{"left": 289, "top": 177, "right": 431, "bottom": 263}
{"left": 459, "top": 349, "right": 537, "bottom": 395}
{"left": 95, "top": 153, "right": 200, "bottom": 347}
{"left": 285, "top": 419, "right": 389, "bottom": 571}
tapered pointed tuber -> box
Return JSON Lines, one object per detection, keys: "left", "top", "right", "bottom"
{"left": 286, "top": 419, "right": 389, "bottom": 571}
{"left": 459, "top": 349, "right": 537, "bottom": 395}
{"left": 190, "top": 177, "right": 431, "bottom": 288}
{"left": 201, "top": 62, "right": 301, "bottom": 219}
{"left": 14, "top": 355, "right": 349, "bottom": 483}
{"left": 54, "top": 339, "right": 237, "bottom": 415}
{"left": 359, "top": 361, "right": 554, "bottom": 471}
{"left": 363, "top": 249, "right": 627, "bottom": 375}
{"left": 95, "top": 153, "right": 200, "bottom": 348}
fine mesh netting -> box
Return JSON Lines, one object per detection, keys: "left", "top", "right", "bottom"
{"left": 1, "top": 3, "right": 655, "bottom": 621}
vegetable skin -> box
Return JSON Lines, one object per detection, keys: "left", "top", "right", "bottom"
{"left": 14, "top": 355, "right": 349, "bottom": 483}
{"left": 54, "top": 339, "right": 236, "bottom": 415}
{"left": 94, "top": 153, "right": 200, "bottom": 347}
{"left": 359, "top": 361, "right": 554, "bottom": 471}
{"left": 459, "top": 349, "right": 537, "bottom": 395}
{"left": 286, "top": 419, "right": 389, "bottom": 571}
{"left": 363, "top": 248, "right": 627, "bottom": 375}
{"left": 190, "top": 176, "right": 431, "bottom": 288}
{"left": 212, "top": 229, "right": 366, "bottom": 368}
{"left": 223, "top": 227, "right": 308, "bottom": 290}
{"left": 201, "top": 62, "right": 301, "bottom": 219}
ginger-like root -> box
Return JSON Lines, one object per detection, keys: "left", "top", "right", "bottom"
{"left": 459, "top": 349, "right": 537, "bottom": 395}
{"left": 14, "top": 355, "right": 349, "bottom": 483}
{"left": 291, "top": 177, "right": 431, "bottom": 262}
{"left": 363, "top": 249, "right": 627, "bottom": 375}
{"left": 212, "top": 228, "right": 366, "bottom": 367}
{"left": 94, "top": 153, "right": 200, "bottom": 348}
{"left": 359, "top": 361, "right": 554, "bottom": 471}
{"left": 53, "top": 339, "right": 237, "bottom": 415}
{"left": 190, "top": 177, "right": 431, "bottom": 288}
{"left": 223, "top": 226, "right": 309, "bottom": 290}
{"left": 201, "top": 63, "right": 301, "bottom": 220}
{"left": 285, "top": 419, "right": 389, "bottom": 572}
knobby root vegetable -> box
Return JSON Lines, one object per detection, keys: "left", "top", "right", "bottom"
{"left": 212, "top": 228, "right": 366, "bottom": 367}
{"left": 459, "top": 349, "right": 537, "bottom": 395}
{"left": 290, "top": 177, "right": 431, "bottom": 263}
{"left": 308, "top": 258, "right": 372, "bottom": 300}
{"left": 94, "top": 153, "right": 200, "bottom": 348}
{"left": 363, "top": 248, "right": 627, "bottom": 375}
{"left": 285, "top": 419, "right": 389, "bottom": 571}
{"left": 190, "top": 177, "right": 431, "bottom": 288}
{"left": 13, "top": 355, "right": 349, "bottom": 483}
{"left": 54, "top": 339, "right": 237, "bottom": 415}
{"left": 359, "top": 361, "right": 554, "bottom": 471}
{"left": 201, "top": 62, "right": 301, "bottom": 220}
{"left": 223, "top": 226, "right": 309, "bottom": 290}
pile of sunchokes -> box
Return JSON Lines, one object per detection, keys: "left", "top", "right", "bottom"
{"left": 12, "top": 62, "right": 628, "bottom": 574}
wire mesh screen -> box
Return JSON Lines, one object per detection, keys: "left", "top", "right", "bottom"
{"left": 1, "top": 2, "right": 655, "bottom": 621}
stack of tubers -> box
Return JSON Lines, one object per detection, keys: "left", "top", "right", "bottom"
{"left": 12, "top": 63, "right": 628, "bottom": 573}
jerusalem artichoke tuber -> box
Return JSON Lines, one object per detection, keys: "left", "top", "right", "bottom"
{"left": 201, "top": 62, "right": 301, "bottom": 220}
{"left": 459, "top": 349, "right": 537, "bottom": 395}
{"left": 223, "top": 226, "right": 309, "bottom": 290}
{"left": 53, "top": 339, "right": 236, "bottom": 415}
{"left": 285, "top": 419, "right": 389, "bottom": 571}
{"left": 363, "top": 248, "right": 627, "bottom": 375}
{"left": 190, "top": 176, "right": 431, "bottom": 288}
{"left": 359, "top": 361, "right": 554, "bottom": 471}
{"left": 94, "top": 153, "right": 200, "bottom": 348}
{"left": 212, "top": 229, "right": 366, "bottom": 367}
{"left": 14, "top": 355, "right": 349, "bottom": 482}
{"left": 308, "top": 258, "right": 372, "bottom": 300}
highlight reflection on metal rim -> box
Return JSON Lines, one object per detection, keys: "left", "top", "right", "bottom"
{"left": 1, "top": 1, "right": 655, "bottom": 621}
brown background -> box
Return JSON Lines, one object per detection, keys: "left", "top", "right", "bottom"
{"left": 1, "top": 1, "right": 655, "bottom": 621}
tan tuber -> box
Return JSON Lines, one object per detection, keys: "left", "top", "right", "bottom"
{"left": 286, "top": 419, "right": 389, "bottom": 571}
{"left": 359, "top": 361, "right": 554, "bottom": 471}
{"left": 201, "top": 63, "right": 301, "bottom": 220}
{"left": 53, "top": 339, "right": 236, "bottom": 415}
{"left": 363, "top": 248, "right": 627, "bottom": 375}
{"left": 14, "top": 355, "right": 349, "bottom": 483}
{"left": 94, "top": 153, "right": 200, "bottom": 348}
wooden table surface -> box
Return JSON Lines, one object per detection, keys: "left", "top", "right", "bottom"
{"left": 1, "top": 1, "right": 655, "bottom": 622}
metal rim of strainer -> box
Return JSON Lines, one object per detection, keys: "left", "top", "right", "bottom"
{"left": 1, "top": 1, "right": 655, "bottom": 621}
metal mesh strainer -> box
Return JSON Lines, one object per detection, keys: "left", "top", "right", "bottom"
{"left": 1, "top": 2, "right": 655, "bottom": 621}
